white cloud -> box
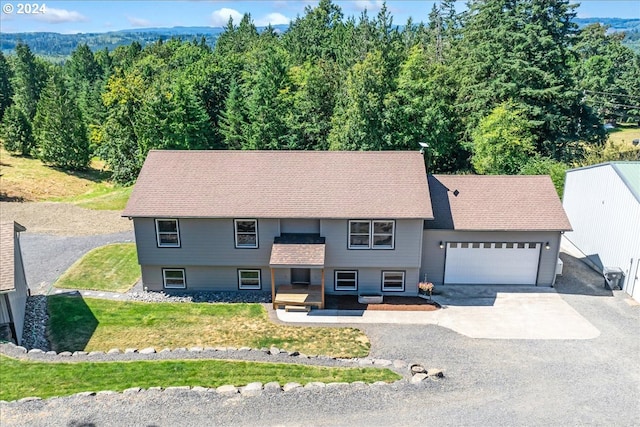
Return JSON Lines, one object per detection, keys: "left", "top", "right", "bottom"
{"left": 255, "top": 13, "right": 290, "bottom": 26}
{"left": 33, "top": 8, "right": 88, "bottom": 24}
{"left": 211, "top": 8, "right": 243, "bottom": 27}
{"left": 353, "top": 0, "right": 384, "bottom": 13}
{"left": 127, "top": 16, "right": 152, "bottom": 27}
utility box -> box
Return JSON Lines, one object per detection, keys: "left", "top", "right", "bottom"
{"left": 556, "top": 258, "right": 564, "bottom": 275}
{"left": 603, "top": 267, "right": 623, "bottom": 290}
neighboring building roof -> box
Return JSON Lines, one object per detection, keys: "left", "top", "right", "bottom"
{"left": 0, "top": 222, "right": 26, "bottom": 293}
{"left": 426, "top": 175, "right": 572, "bottom": 231}
{"left": 269, "top": 243, "right": 326, "bottom": 268}
{"left": 566, "top": 162, "right": 640, "bottom": 203}
{"left": 123, "top": 150, "right": 433, "bottom": 219}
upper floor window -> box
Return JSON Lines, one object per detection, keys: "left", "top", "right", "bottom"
{"left": 235, "top": 219, "right": 258, "bottom": 248}
{"left": 348, "top": 220, "right": 395, "bottom": 249}
{"left": 155, "top": 219, "right": 180, "bottom": 247}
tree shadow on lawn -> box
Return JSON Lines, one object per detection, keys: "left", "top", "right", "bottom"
{"left": 51, "top": 166, "right": 111, "bottom": 184}
{"left": 47, "top": 293, "right": 98, "bottom": 352}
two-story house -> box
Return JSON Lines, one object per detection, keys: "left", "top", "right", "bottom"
{"left": 123, "top": 150, "right": 571, "bottom": 309}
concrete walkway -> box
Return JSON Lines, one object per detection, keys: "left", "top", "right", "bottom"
{"left": 276, "top": 286, "right": 601, "bottom": 340}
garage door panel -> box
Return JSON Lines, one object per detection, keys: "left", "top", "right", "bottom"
{"left": 444, "top": 243, "right": 540, "bottom": 285}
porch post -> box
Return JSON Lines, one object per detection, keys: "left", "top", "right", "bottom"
{"left": 321, "top": 268, "right": 325, "bottom": 309}
{"left": 271, "top": 268, "right": 276, "bottom": 310}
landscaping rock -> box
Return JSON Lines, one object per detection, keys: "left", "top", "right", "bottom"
{"left": 191, "top": 386, "right": 209, "bottom": 393}
{"left": 123, "top": 387, "right": 141, "bottom": 394}
{"left": 410, "top": 364, "right": 426, "bottom": 375}
{"left": 17, "top": 397, "right": 41, "bottom": 403}
{"left": 107, "top": 348, "right": 120, "bottom": 354}
{"left": 215, "top": 346, "right": 227, "bottom": 352}
{"left": 27, "top": 348, "right": 44, "bottom": 354}
{"left": 241, "top": 382, "right": 263, "bottom": 396}
{"left": 173, "top": 347, "right": 187, "bottom": 352}
{"left": 72, "top": 351, "right": 88, "bottom": 357}
{"left": 15, "top": 346, "right": 27, "bottom": 353}
{"left": 46, "top": 351, "right": 57, "bottom": 356}
{"left": 74, "top": 391, "right": 96, "bottom": 397}
{"left": 239, "top": 347, "right": 251, "bottom": 352}
{"left": 124, "top": 348, "right": 137, "bottom": 354}
{"left": 283, "top": 382, "right": 302, "bottom": 392}
{"left": 59, "top": 351, "right": 72, "bottom": 357}
{"left": 96, "top": 391, "right": 117, "bottom": 396}
{"left": 263, "top": 382, "right": 281, "bottom": 392}
{"left": 373, "top": 359, "right": 392, "bottom": 366}
{"left": 159, "top": 348, "right": 171, "bottom": 353}
{"left": 287, "top": 351, "right": 300, "bottom": 357}
{"left": 411, "top": 373, "right": 428, "bottom": 384}
{"left": 269, "top": 346, "right": 281, "bottom": 355}
{"left": 164, "top": 386, "right": 190, "bottom": 393}
{"left": 88, "top": 351, "right": 104, "bottom": 356}
{"left": 216, "top": 385, "right": 238, "bottom": 395}
{"left": 304, "top": 382, "right": 326, "bottom": 389}
{"left": 326, "top": 382, "right": 349, "bottom": 388}
{"left": 204, "top": 347, "right": 216, "bottom": 352}
{"left": 139, "top": 347, "right": 156, "bottom": 355}
{"left": 427, "top": 369, "right": 445, "bottom": 378}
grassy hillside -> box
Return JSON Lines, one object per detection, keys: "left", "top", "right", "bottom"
{"left": 0, "top": 147, "right": 131, "bottom": 210}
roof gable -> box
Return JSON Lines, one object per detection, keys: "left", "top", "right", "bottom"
{"left": 426, "top": 175, "right": 572, "bottom": 231}
{"left": 123, "top": 150, "right": 433, "bottom": 219}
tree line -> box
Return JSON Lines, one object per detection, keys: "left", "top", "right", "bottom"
{"left": 1, "top": 0, "right": 639, "bottom": 186}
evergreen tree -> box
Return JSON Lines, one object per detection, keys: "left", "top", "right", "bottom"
{"left": 1, "top": 106, "right": 34, "bottom": 155}
{"left": 33, "top": 70, "right": 90, "bottom": 169}
{"left": 11, "top": 42, "right": 47, "bottom": 120}
{"left": 0, "top": 52, "right": 13, "bottom": 121}
{"left": 219, "top": 77, "right": 247, "bottom": 149}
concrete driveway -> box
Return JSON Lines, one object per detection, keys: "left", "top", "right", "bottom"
{"left": 277, "top": 286, "right": 601, "bottom": 340}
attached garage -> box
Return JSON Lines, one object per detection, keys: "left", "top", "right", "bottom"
{"left": 444, "top": 242, "right": 541, "bottom": 285}
{"left": 421, "top": 175, "right": 572, "bottom": 288}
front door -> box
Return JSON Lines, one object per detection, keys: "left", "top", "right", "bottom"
{"left": 291, "top": 268, "right": 310, "bottom": 285}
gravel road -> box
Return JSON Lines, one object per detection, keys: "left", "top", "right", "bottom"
{"left": 20, "top": 231, "right": 135, "bottom": 295}
{"left": 2, "top": 252, "right": 639, "bottom": 426}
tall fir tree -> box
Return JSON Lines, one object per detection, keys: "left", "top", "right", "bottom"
{"left": 0, "top": 52, "right": 13, "bottom": 122}
{"left": 33, "top": 69, "right": 90, "bottom": 169}
{"left": 1, "top": 105, "right": 34, "bottom": 156}
{"left": 11, "top": 42, "right": 47, "bottom": 120}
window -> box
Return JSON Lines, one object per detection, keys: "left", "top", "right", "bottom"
{"left": 163, "top": 268, "right": 186, "bottom": 289}
{"left": 335, "top": 270, "right": 358, "bottom": 291}
{"left": 156, "top": 219, "right": 180, "bottom": 247}
{"left": 372, "top": 221, "right": 394, "bottom": 249}
{"left": 349, "top": 221, "right": 370, "bottom": 249}
{"left": 348, "top": 220, "right": 395, "bottom": 249}
{"left": 382, "top": 271, "right": 405, "bottom": 292}
{"left": 238, "top": 270, "right": 261, "bottom": 290}
{"left": 234, "top": 219, "right": 258, "bottom": 248}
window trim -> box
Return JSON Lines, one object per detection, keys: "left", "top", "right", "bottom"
{"left": 372, "top": 220, "right": 395, "bottom": 249}
{"left": 234, "top": 219, "right": 259, "bottom": 249}
{"left": 162, "top": 268, "right": 186, "bottom": 289}
{"left": 155, "top": 219, "right": 181, "bottom": 248}
{"left": 381, "top": 270, "right": 405, "bottom": 292}
{"left": 238, "top": 269, "right": 262, "bottom": 290}
{"left": 348, "top": 220, "right": 371, "bottom": 249}
{"left": 334, "top": 270, "right": 358, "bottom": 291}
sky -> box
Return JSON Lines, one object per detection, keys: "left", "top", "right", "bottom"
{"left": 0, "top": 0, "right": 638, "bottom": 34}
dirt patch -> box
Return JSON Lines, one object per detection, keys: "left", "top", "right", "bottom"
{"left": 325, "top": 295, "right": 440, "bottom": 311}
{"left": 0, "top": 201, "right": 133, "bottom": 236}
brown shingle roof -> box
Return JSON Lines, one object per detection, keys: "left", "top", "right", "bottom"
{"left": 426, "top": 175, "right": 572, "bottom": 231}
{"left": 269, "top": 244, "right": 325, "bottom": 267}
{"left": 123, "top": 150, "right": 433, "bottom": 219}
{"left": 0, "top": 221, "right": 26, "bottom": 292}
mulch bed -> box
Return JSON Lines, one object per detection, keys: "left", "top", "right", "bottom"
{"left": 324, "top": 295, "right": 440, "bottom": 311}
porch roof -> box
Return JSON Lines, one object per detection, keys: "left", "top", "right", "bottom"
{"left": 269, "top": 243, "right": 325, "bottom": 268}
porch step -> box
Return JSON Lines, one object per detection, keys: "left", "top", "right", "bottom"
{"left": 285, "top": 305, "right": 311, "bottom": 312}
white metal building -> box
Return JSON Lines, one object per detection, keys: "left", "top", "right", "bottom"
{"left": 563, "top": 162, "right": 640, "bottom": 302}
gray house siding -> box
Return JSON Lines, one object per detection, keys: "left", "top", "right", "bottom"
{"left": 321, "top": 219, "right": 423, "bottom": 268}
{"left": 280, "top": 219, "right": 320, "bottom": 234}
{"left": 421, "top": 230, "right": 562, "bottom": 286}
{"left": 134, "top": 218, "right": 279, "bottom": 267}
{"left": 325, "top": 267, "right": 420, "bottom": 296}
{"left": 141, "top": 266, "right": 272, "bottom": 291}
{"left": 0, "top": 231, "right": 28, "bottom": 345}
{"left": 563, "top": 164, "right": 640, "bottom": 302}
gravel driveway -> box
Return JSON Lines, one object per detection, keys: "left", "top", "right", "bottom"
{"left": 2, "top": 252, "right": 639, "bottom": 426}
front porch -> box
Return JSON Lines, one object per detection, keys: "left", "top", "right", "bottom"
{"left": 272, "top": 284, "right": 324, "bottom": 310}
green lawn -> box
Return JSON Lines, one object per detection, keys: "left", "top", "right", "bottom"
{"left": 0, "top": 355, "right": 399, "bottom": 401}
{"left": 48, "top": 295, "right": 371, "bottom": 358}
{"left": 61, "top": 186, "right": 133, "bottom": 211}
{"left": 607, "top": 125, "right": 640, "bottom": 147}
{"left": 54, "top": 243, "right": 139, "bottom": 293}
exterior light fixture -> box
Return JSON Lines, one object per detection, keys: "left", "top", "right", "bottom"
{"left": 545, "top": 242, "right": 550, "bottom": 250}
{"left": 439, "top": 241, "right": 444, "bottom": 249}
{"left": 418, "top": 141, "right": 428, "bottom": 154}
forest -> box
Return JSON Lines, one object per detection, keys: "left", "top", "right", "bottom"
{"left": 1, "top": 0, "right": 639, "bottom": 187}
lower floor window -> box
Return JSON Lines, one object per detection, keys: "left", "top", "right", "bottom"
{"left": 335, "top": 270, "right": 358, "bottom": 291}
{"left": 382, "top": 271, "right": 405, "bottom": 291}
{"left": 163, "top": 268, "right": 186, "bottom": 289}
{"left": 238, "top": 269, "right": 261, "bottom": 290}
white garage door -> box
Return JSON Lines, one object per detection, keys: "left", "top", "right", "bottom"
{"left": 444, "top": 242, "right": 540, "bottom": 285}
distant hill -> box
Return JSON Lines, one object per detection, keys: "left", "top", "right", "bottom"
{"left": 1, "top": 18, "right": 638, "bottom": 59}
{"left": 0, "top": 24, "right": 289, "bottom": 60}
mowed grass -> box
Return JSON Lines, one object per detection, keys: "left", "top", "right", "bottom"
{"left": 0, "top": 147, "right": 131, "bottom": 209}
{"left": 54, "top": 243, "right": 140, "bottom": 293}
{"left": 0, "top": 355, "right": 399, "bottom": 401}
{"left": 47, "top": 295, "right": 371, "bottom": 358}
{"left": 607, "top": 125, "right": 640, "bottom": 147}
